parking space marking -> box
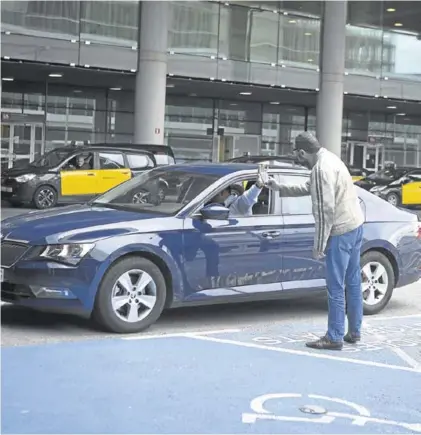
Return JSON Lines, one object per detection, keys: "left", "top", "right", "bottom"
{"left": 185, "top": 332, "right": 421, "bottom": 373}
{"left": 242, "top": 392, "right": 421, "bottom": 432}
{"left": 121, "top": 328, "right": 241, "bottom": 340}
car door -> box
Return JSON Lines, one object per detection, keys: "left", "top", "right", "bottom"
{"left": 277, "top": 173, "right": 326, "bottom": 292}
{"left": 402, "top": 171, "right": 421, "bottom": 205}
{"left": 60, "top": 151, "right": 98, "bottom": 198}
{"left": 95, "top": 151, "right": 132, "bottom": 194}
{"left": 181, "top": 172, "right": 285, "bottom": 302}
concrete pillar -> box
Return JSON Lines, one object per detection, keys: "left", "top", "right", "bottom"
{"left": 134, "top": 1, "right": 168, "bottom": 145}
{"left": 316, "top": 1, "right": 347, "bottom": 157}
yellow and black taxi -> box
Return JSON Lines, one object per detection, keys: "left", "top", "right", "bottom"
{"left": 1, "top": 145, "right": 159, "bottom": 209}
{"left": 369, "top": 168, "right": 421, "bottom": 207}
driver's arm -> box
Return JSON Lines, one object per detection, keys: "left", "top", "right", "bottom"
{"left": 229, "top": 181, "right": 263, "bottom": 216}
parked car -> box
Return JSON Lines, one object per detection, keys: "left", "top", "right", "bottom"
{"left": 1, "top": 162, "right": 420, "bottom": 333}
{"left": 1, "top": 145, "right": 158, "bottom": 209}
{"left": 106, "top": 143, "right": 176, "bottom": 167}
{"left": 370, "top": 168, "right": 421, "bottom": 207}
{"left": 355, "top": 167, "right": 413, "bottom": 193}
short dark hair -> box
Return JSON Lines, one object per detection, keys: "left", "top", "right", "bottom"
{"left": 294, "top": 131, "right": 321, "bottom": 154}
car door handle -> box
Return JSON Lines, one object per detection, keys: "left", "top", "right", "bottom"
{"left": 262, "top": 230, "right": 282, "bottom": 239}
{"left": 86, "top": 173, "right": 96, "bottom": 176}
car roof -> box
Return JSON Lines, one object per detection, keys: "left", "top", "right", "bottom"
{"left": 163, "top": 162, "right": 309, "bottom": 176}
{"left": 58, "top": 145, "right": 155, "bottom": 156}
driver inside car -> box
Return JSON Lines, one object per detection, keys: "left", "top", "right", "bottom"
{"left": 207, "top": 173, "right": 265, "bottom": 217}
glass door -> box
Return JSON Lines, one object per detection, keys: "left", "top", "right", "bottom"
{"left": 1, "top": 124, "right": 45, "bottom": 169}
{"left": 1, "top": 124, "right": 12, "bottom": 170}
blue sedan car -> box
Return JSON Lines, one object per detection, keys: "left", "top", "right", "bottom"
{"left": 1, "top": 162, "right": 420, "bottom": 333}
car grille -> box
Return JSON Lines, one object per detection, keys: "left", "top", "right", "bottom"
{"left": 1, "top": 242, "right": 29, "bottom": 267}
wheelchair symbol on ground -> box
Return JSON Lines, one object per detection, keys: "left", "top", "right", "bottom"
{"left": 242, "top": 393, "right": 421, "bottom": 432}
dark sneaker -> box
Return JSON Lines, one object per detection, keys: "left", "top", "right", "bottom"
{"left": 344, "top": 333, "right": 361, "bottom": 344}
{"left": 305, "top": 336, "right": 343, "bottom": 351}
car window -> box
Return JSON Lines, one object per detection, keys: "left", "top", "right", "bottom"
{"left": 32, "top": 149, "right": 72, "bottom": 168}
{"left": 126, "top": 154, "right": 154, "bottom": 170}
{"left": 63, "top": 152, "right": 94, "bottom": 170}
{"left": 279, "top": 175, "right": 312, "bottom": 215}
{"left": 99, "top": 152, "right": 125, "bottom": 169}
{"left": 91, "top": 167, "right": 220, "bottom": 215}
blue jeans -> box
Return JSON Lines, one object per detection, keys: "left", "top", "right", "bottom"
{"left": 325, "top": 225, "right": 364, "bottom": 342}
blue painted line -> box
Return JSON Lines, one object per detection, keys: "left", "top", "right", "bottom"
{"left": 2, "top": 333, "right": 421, "bottom": 434}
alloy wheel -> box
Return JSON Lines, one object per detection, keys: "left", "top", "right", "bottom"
{"left": 361, "top": 261, "right": 389, "bottom": 306}
{"left": 387, "top": 194, "right": 398, "bottom": 206}
{"left": 132, "top": 192, "right": 149, "bottom": 204}
{"left": 37, "top": 188, "right": 55, "bottom": 208}
{"left": 111, "top": 269, "right": 157, "bottom": 323}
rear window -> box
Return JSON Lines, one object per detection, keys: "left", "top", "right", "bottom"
{"left": 126, "top": 153, "right": 155, "bottom": 170}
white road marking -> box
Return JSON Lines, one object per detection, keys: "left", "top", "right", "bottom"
{"left": 243, "top": 392, "right": 421, "bottom": 432}
{"left": 186, "top": 333, "right": 421, "bottom": 373}
{"left": 121, "top": 328, "right": 242, "bottom": 340}
{"left": 390, "top": 347, "right": 420, "bottom": 369}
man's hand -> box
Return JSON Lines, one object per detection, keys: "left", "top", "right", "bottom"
{"left": 313, "top": 249, "right": 325, "bottom": 260}
{"left": 256, "top": 174, "right": 265, "bottom": 188}
{"left": 266, "top": 177, "right": 281, "bottom": 191}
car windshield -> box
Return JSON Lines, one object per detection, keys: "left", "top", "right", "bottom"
{"left": 367, "top": 168, "right": 407, "bottom": 180}
{"left": 31, "top": 149, "right": 71, "bottom": 168}
{"left": 91, "top": 167, "right": 220, "bottom": 215}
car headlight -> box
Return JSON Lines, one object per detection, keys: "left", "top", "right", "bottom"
{"left": 40, "top": 243, "right": 95, "bottom": 265}
{"left": 370, "top": 186, "right": 386, "bottom": 193}
{"left": 15, "top": 174, "right": 37, "bottom": 183}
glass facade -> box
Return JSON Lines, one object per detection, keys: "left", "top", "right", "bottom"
{"left": 1, "top": 1, "right": 421, "bottom": 168}
{"left": 2, "top": 80, "right": 420, "bottom": 167}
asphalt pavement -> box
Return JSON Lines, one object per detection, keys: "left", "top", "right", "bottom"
{"left": 2, "top": 204, "right": 421, "bottom": 434}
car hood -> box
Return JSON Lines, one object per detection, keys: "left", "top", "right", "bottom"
{"left": 2, "top": 166, "right": 50, "bottom": 178}
{"left": 0, "top": 204, "right": 172, "bottom": 245}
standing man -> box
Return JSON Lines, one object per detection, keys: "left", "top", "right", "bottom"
{"left": 267, "top": 132, "right": 365, "bottom": 350}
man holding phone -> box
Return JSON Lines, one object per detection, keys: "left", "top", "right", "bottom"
{"left": 267, "top": 131, "right": 365, "bottom": 351}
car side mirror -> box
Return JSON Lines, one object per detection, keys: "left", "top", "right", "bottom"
{"left": 199, "top": 204, "right": 230, "bottom": 220}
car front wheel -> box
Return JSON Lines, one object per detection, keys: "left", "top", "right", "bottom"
{"left": 386, "top": 192, "right": 400, "bottom": 207}
{"left": 361, "top": 251, "right": 395, "bottom": 315}
{"left": 33, "top": 185, "right": 58, "bottom": 209}
{"left": 93, "top": 256, "right": 167, "bottom": 333}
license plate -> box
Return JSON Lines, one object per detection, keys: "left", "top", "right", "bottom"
{"left": 1, "top": 186, "right": 12, "bottom": 192}
{"left": 0, "top": 268, "right": 4, "bottom": 283}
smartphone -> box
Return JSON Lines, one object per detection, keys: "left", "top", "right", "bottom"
{"left": 258, "top": 163, "right": 269, "bottom": 184}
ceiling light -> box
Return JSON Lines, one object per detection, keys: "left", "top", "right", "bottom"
{"left": 281, "top": 64, "right": 286, "bottom": 68}
{"left": 70, "top": 62, "right": 76, "bottom": 67}
{"left": 222, "top": 56, "right": 227, "bottom": 61}
{"left": 394, "top": 22, "right": 403, "bottom": 27}
{"left": 169, "top": 73, "right": 174, "bottom": 77}
{"left": 48, "top": 73, "right": 62, "bottom": 78}
{"left": 273, "top": 10, "right": 278, "bottom": 14}
{"left": 2, "top": 77, "right": 14, "bottom": 81}
{"left": 4, "top": 56, "right": 10, "bottom": 60}
{"left": 283, "top": 11, "right": 288, "bottom": 15}
{"left": 344, "top": 72, "right": 349, "bottom": 75}
{"left": 74, "top": 90, "right": 82, "bottom": 93}
{"left": 304, "top": 32, "right": 312, "bottom": 36}
{"left": 387, "top": 106, "right": 397, "bottom": 109}
{"left": 230, "top": 103, "right": 238, "bottom": 106}
{"left": 387, "top": 8, "right": 396, "bottom": 12}
{"left": 166, "top": 84, "right": 175, "bottom": 88}
{"left": 131, "top": 46, "right": 137, "bottom": 51}
{"left": 344, "top": 91, "right": 348, "bottom": 94}
{"left": 271, "top": 62, "right": 276, "bottom": 67}
{"left": 84, "top": 41, "right": 91, "bottom": 45}
{"left": 383, "top": 95, "right": 388, "bottom": 98}
{"left": 308, "top": 59, "right": 313, "bottom": 62}
{"left": 189, "top": 93, "right": 197, "bottom": 97}
{"left": 110, "top": 87, "right": 121, "bottom": 91}
{"left": 239, "top": 92, "right": 252, "bottom": 95}
{"left": 289, "top": 20, "right": 297, "bottom": 24}
{"left": 281, "top": 84, "right": 286, "bottom": 88}
{"left": 270, "top": 101, "right": 280, "bottom": 105}
{"left": 384, "top": 76, "right": 389, "bottom": 80}
{"left": 5, "top": 31, "right": 10, "bottom": 35}
{"left": 225, "top": 2, "right": 229, "bottom": 5}
{"left": 130, "top": 69, "right": 136, "bottom": 72}
{"left": 396, "top": 113, "right": 406, "bottom": 116}
{"left": 374, "top": 94, "right": 379, "bottom": 98}
{"left": 315, "top": 88, "right": 319, "bottom": 91}
{"left": 70, "top": 39, "right": 77, "bottom": 43}
{"left": 84, "top": 64, "right": 90, "bottom": 68}
{"left": 221, "top": 78, "right": 226, "bottom": 82}
{"left": 210, "top": 77, "right": 215, "bottom": 81}
{"left": 210, "top": 55, "right": 215, "bottom": 59}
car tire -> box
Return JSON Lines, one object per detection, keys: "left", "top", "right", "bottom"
{"left": 386, "top": 192, "right": 400, "bottom": 207}
{"left": 32, "top": 185, "right": 58, "bottom": 209}
{"left": 361, "top": 251, "right": 395, "bottom": 316}
{"left": 93, "top": 256, "right": 167, "bottom": 334}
